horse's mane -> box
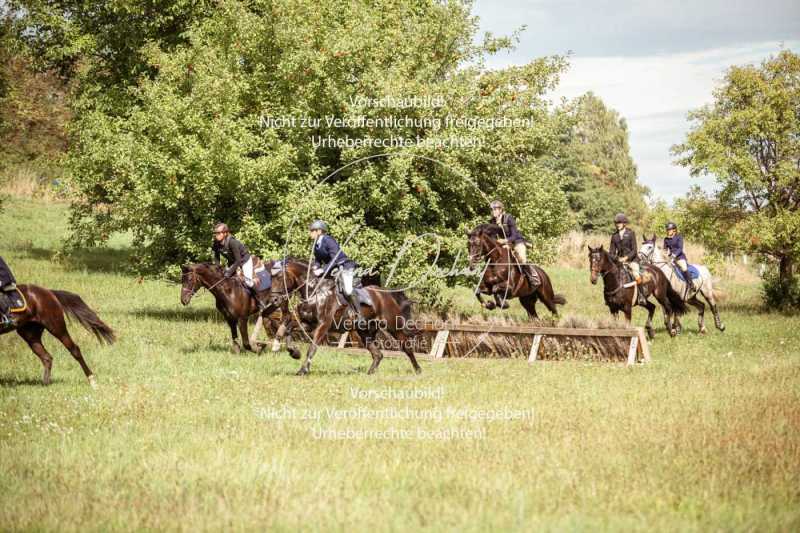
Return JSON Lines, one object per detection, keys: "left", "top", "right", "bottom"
{"left": 471, "top": 223, "right": 504, "bottom": 239}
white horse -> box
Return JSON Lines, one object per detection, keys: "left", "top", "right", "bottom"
{"left": 638, "top": 236, "right": 725, "bottom": 334}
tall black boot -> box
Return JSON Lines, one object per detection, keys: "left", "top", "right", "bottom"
{"left": 523, "top": 265, "right": 540, "bottom": 291}
{"left": 681, "top": 268, "right": 696, "bottom": 294}
{"left": 0, "top": 293, "right": 14, "bottom": 330}
{"left": 346, "top": 292, "right": 366, "bottom": 327}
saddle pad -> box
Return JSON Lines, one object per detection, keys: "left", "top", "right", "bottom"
{"left": 674, "top": 264, "right": 700, "bottom": 281}
{"left": 254, "top": 269, "right": 272, "bottom": 292}
{"left": 335, "top": 287, "right": 374, "bottom": 308}
{"left": 5, "top": 288, "right": 26, "bottom": 312}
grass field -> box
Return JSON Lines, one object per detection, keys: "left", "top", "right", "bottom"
{"left": 1, "top": 197, "right": 799, "bottom": 531}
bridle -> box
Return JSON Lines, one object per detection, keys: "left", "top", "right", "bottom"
{"left": 182, "top": 268, "right": 228, "bottom": 299}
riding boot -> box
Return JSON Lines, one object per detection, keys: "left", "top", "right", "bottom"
{"left": 635, "top": 276, "right": 648, "bottom": 306}
{"left": 249, "top": 285, "right": 269, "bottom": 312}
{"left": 679, "top": 268, "right": 694, "bottom": 295}
{"left": 345, "top": 292, "right": 366, "bottom": 327}
{"left": 523, "top": 265, "right": 540, "bottom": 291}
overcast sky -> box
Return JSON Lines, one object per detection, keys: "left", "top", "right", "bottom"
{"left": 473, "top": 0, "right": 800, "bottom": 202}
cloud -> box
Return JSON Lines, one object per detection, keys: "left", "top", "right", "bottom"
{"left": 545, "top": 42, "right": 799, "bottom": 200}
{"left": 474, "top": 1, "right": 800, "bottom": 202}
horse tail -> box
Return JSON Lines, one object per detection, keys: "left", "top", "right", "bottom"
{"left": 52, "top": 290, "right": 117, "bottom": 344}
{"left": 665, "top": 284, "right": 688, "bottom": 316}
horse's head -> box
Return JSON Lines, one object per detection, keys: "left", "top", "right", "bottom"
{"left": 587, "top": 245, "right": 610, "bottom": 285}
{"left": 639, "top": 234, "right": 658, "bottom": 264}
{"left": 180, "top": 264, "right": 200, "bottom": 305}
{"left": 467, "top": 224, "right": 503, "bottom": 267}
{"left": 180, "top": 263, "right": 223, "bottom": 305}
{"left": 269, "top": 258, "right": 308, "bottom": 307}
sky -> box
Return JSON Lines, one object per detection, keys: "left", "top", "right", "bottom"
{"left": 473, "top": 0, "right": 800, "bottom": 202}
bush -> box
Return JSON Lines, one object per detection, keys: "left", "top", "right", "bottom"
{"left": 761, "top": 269, "right": 800, "bottom": 311}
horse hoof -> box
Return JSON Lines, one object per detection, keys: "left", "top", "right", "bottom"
{"left": 670, "top": 329, "right": 677, "bottom": 337}
{"left": 700, "top": 328, "right": 707, "bottom": 335}
{"left": 414, "top": 367, "right": 422, "bottom": 375}
{"left": 271, "top": 339, "right": 281, "bottom": 352}
{"left": 88, "top": 375, "right": 97, "bottom": 389}
{"left": 719, "top": 324, "right": 726, "bottom": 332}
{"left": 231, "top": 344, "right": 241, "bottom": 354}
{"left": 500, "top": 302, "right": 510, "bottom": 309}
{"left": 288, "top": 349, "right": 301, "bottom": 360}
{"left": 296, "top": 367, "right": 308, "bottom": 376}
{"left": 484, "top": 302, "right": 496, "bottom": 310}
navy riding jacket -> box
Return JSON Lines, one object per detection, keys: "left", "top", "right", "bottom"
{"left": 489, "top": 213, "right": 526, "bottom": 245}
{"left": 0, "top": 256, "right": 15, "bottom": 287}
{"left": 663, "top": 234, "right": 687, "bottom": 261}
{"left": 313, "top": 234, "right": 356, "bottom": 277}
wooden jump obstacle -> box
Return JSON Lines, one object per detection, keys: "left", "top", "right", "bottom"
{"left": 329, "top": 321, "right": 651, "bottom": 365}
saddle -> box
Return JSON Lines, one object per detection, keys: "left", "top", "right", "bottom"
{"left": 2, "top": 287, "right": 26, "bottom": 313}
{"left": 335, "top": 286, "right": 374, "bottom": 309}
{"left": 673, "top": 264, "right": 700, "bottom": 281}
{"left": 237, "top": 256, "right": 272, "bottom": 292}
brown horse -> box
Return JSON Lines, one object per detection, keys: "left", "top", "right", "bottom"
{"left": 270, "top": 262, "right": 421, "bottom": 376}
{"left": 180, "top": 262, "right": 284, "bottom": 354}
{"left": 587, "top": 245, "right": 687, "bottom": 338}
{"left": 468, "top": 224, "right": 566, "bottom": 318}
{"left": 1, "top": 285, "right": 115, "bottom": 386}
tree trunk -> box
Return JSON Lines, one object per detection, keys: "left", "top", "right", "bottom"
{"left": 779, "top": 255, "right": 794, "bottom": 284}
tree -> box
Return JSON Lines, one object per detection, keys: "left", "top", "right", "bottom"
{"left": 553, "top": 92, "right": 649, "bottom": 232}
{"left": 673, "top": 50, "right": 800, "bottom": 285}
{"left": 26, "top": 0, "right": 572, "bottom": 308}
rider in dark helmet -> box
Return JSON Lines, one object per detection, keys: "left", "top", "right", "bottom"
{"left": 308, "top": 220, "right": 363, "bottom": 324}
{"left": 211, "top": 222, "right": 267, "bottom": 311}
{"left": 0, "top": 256, "right": 18, "bottom": 329}
{"left": 664, "top": 221, "right": 698, "bottom": 292}
{"left": 489, "top": 199, "right": 540, "bottom": 290}
{"left": 609, "top": 213, "right": 647, "bottom": 305}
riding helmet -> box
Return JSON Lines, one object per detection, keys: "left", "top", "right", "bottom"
{"left": 309, "top": 220, "right": 329, "bottom": 232}
{"left": 213, "top": 222, "right": 230, "bottom": 234}
{"left": 665, "top": 221, "right": 678, "bottom": 231}
{"left": 613, "top": 213, "right": 629, "bottom": 224}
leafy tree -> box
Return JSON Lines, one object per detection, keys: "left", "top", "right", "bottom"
{"left": 673, "top": 50, "right": 800, "bottom": 285}
{"left": 554, "top": 92, "right": 649, "bottom": 232}
{"left": 35, "top": 0, "right": 572, "bottom": 308}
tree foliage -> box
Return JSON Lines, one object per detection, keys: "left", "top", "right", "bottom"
{"left": 555, "top": 92, "right": 648, "bottom": 232}
{"left": 673, "top": 50, "right": 800, "bottom": 285}
{"left": 11, "top": 0, "right": 573, "bottom": 307}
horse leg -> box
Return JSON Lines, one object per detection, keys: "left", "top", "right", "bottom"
{"left": 228, "top": 320, "right": 241, "bottom": 353}
{"left": 298, "top": 319, "right": 332, "bottom": 375}
{"left": 643, "top": 300, "right": 656, "bottom": 339}
{"left": 688, "top": 296, "right": 706, "bottom": 334}
{"left": 359, "top": 328, "right": 384, "bottom": 375}
{"left": 249, "top": 314, "right": 264, "bottom": 353}
{"left": 475, "top": 287, "right": 495, "bottom": 310}
{"left": 519, "top": 294, "right": 539, "bottom": 319}
{"left": 394, "top": 330, "right": 422, "bottom": 374}
{"left": 702, "top": 286, "right": 726, "bottom": 332}
{"left": 239, "top": 318, "right": 255, "bottom": 352}
{"left": 623, "top": 304, "right": 632, "bottom": 324}
{"left": 16, "top": 324, "right": 53, "bottom": 385}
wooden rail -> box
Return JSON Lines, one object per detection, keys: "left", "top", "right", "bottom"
{"left": 328, "top": 321, "right": 651, "bottom": 366}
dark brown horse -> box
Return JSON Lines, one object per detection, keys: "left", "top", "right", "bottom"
{"left": 180, "top": 262, "right": 283, "bottom": 354}
{"left": 468, "top": 224, "right": 566, "bottom": 318}
{"left": 1, "top": 285, "right": 115, "bottom": 386}
{"left": 270, "top": 260, "right": 421, "bottom": 376}
{"left": 587, "top": 245, "right": 687, "bottom": 338}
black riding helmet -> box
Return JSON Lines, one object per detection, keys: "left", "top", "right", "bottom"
{"left": 665, "top": 221, "right": 678, "bottom": 231}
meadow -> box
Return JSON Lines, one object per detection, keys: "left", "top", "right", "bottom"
{"left": 1, "top": 197, "right": 799, "bottom": 531}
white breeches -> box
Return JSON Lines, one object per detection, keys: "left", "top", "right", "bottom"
{"left": 337, "top": 268, "right": 355, "bottom": 296}
{"left": 241, "top": 257, "right": 255, "bottom": 287}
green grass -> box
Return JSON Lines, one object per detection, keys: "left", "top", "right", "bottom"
{"left": 1, "top": 197, "right": 799, "bottom": 531}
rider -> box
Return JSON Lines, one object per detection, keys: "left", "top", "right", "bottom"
{"left": 609, "top": 213, "right": 646, "bottom": 305}
{"left": 664, "top": 222, "right": 698, "bottom": 292}
{"left": 308, "top": 220, "right": 364, "bottom": 324}
{"left": 211, "top": 222, "right": 267, "bottom": 311}
{"left": 489, "top": 200, "right": 540, "bottom": 290}
{"left": 0, "top": 256, "right": 17, "bottom": 329}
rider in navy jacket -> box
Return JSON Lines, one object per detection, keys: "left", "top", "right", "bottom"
{"left": 313, "top": 232, "right": 357, "bottom": 277}
{"left": 663, "top": 222, "right": 697, "bottom": 291}
{"left": 0, "top": 256, "right": 17, "bottom": 328}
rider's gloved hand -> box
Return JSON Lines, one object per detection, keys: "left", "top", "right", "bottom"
{"left": 224, "top": 268, "right": 234, "bottom": 278}
{"left": 313, "top": 267, "right": 324, "bottom": 277}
